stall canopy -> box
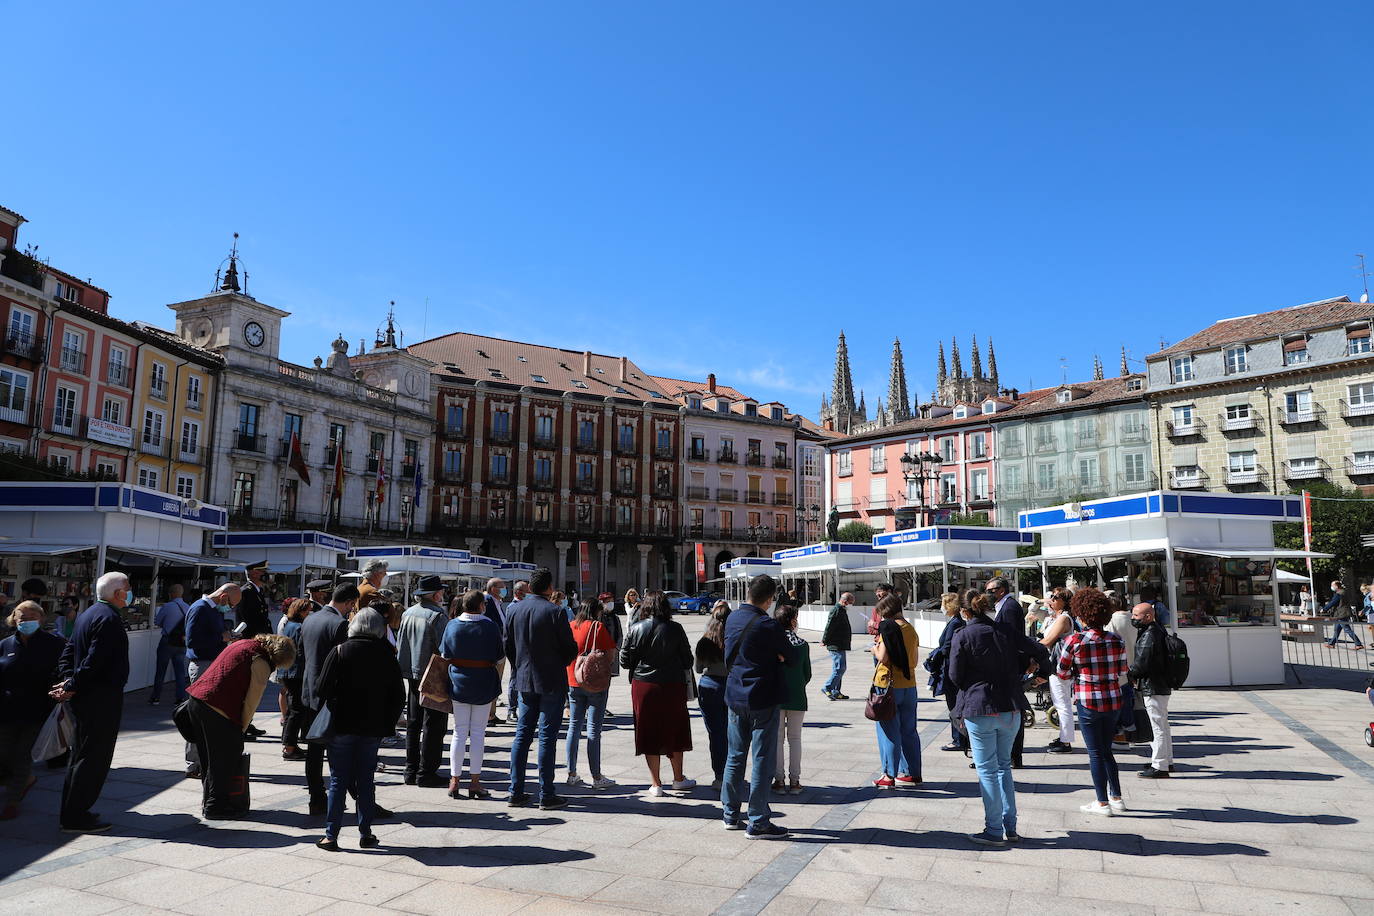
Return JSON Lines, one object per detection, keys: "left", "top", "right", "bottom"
{"left": 0, "top": 542, "right": 95, "bottom": 556}
{"left": 772, "top": 541, "right": 887, "bottom": 575}
{"left": 1174, "top": 547, "right": 1332, "bottom": 560}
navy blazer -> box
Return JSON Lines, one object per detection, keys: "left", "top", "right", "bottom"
{"left": 185, "top": 597, "right": 226, "bottom": 662}
{"left": 724, "top": 603, "right": 791, "bottom": 711}
{"left": 58, "top": 601, "right": 129, "bottom": 695}
{"left": 503, "top": 594, "right": 578, "bottom": 695}
{"left": 948, "top": 615, "right": 1049, "bottom": 719}
{"left": 300, "top": 605, "right": 348, "bottom": 710}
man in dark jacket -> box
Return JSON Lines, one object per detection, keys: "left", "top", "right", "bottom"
{"left": 50, "top": 571, "right": 132, "bottom": 833}
{"left": 504, "top": 568, "right": 577, "bottom": 810}
{"left": 986, "top": 577, "right": 1027, "bottom": 767}
{"left": 236, "top": 560, "right": 273, "bottom": 637}
{"left": 396, "top": 576, "right": 449, "bottom": 787}
{"left": 1128, "top": 602, "right": 1173, "bottom": 778}
{"left": 721, "top": 574, "right": 791, "bottom": 840}
{"left": 299, "top": 583, "right": 356, "bottom": 815}
{"left": 1323, "top": 580, "right": 1364, "bottom": 649}
{"left": 821, "top": 592, "right": 854, "bottom": 700}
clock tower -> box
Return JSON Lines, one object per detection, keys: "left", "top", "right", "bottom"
{"left": 166, "top": 236, "right": 289, "bottom": 367}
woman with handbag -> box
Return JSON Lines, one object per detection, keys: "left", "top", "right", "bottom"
{"left": 439, "top": 590, "right": 503, "bottom": 800}
{"left": 565, "top": 597, "right": 617, "bottom": 789}
{"left": 870, "top": 596, "right": 920, "bottom": 788}
{"left": 619, "top": 591, "right": 695, "bottom": 797}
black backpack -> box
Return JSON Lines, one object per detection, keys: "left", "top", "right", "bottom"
{"left": 1163, "top": 631, "right": 1190, "bottom": 689}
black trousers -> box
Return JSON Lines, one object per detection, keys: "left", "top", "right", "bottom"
{"left": 404, "top": 678, "right": 448, "bottom": 778}
{"left": 944, "top": 691, "right": 968, "bottom": 749}
{"left": 60, "top": 691, "right": 122, "bottom": 827}
{"left": 304, "top": 706, "right": 327, "bottom": 803}
{"left": 1013, "top": 717, "right": 1025, "bottom": 763}
{"left": 186, "top": 697, "right": 246, "bottom": 815}
{"left": 281, "top": 677, "right": 307, "bottom": 748}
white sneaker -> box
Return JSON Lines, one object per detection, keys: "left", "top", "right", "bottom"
{"left": 1079, "top": 802, "right": 1114, "bottom": 817}
{"left": 671, "top": 778, "right": 697, "bottom": 792}
{"left": 646, "top": 785, "right": 666, "bottom": 798}
{"left": 591, "top": 776, "right": 617, "bottom": 790}
{"left": 565, "top": 773, "right": 585, "bottom": 787}
{"left": 1108, "top": 797, "right": 1127, "bottom": 813}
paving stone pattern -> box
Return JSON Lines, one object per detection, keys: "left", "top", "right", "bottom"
{"left": 2, "top": 617, "right": 1373, "bottom": 915}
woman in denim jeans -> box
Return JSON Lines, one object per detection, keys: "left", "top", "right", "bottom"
{"left": 565, "top": 598, "right": 617, "bottom": 790}
{"left": 1055, "top": 587, "right": 1128, "bottom": 817}
{"left": 694, "top": 602, "right": 731, "bottom": 789}
{"left": 871, "top": 596, "right": 921, "bottom": 789}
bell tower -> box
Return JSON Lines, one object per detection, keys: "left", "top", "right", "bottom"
{"left": 167, "top": 234, "right": 290, "bottom": 364}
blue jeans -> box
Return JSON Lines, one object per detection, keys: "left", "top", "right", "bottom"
{"left": 325, "top": 734, "right": 380, "bottom": 840}
{"left": 150, "top": 640, "right": 187, "bottom": 702}
{"left": 566, "top": 687, "right": 608, "bottom": 779}
{"left": 965, "top": 711, "right": 1019, "bottom": 837}
{"left": 874, "top": 685, "right": 921, "bottom": 779}
{"left": 510, "top": 689, "right": 567, "bottom": 800}
{"left": 721, "top": 705, "right": 780, "bottom": 829}
{"left": 1116, "top": 683, "right": 1136, "bottom": 735}
{"left": 1076, "top": 702, "right": 1122, "bottom": 804}
{"left": 824, "top": 650, "right": 847, "bottom": 696}
{"left": 697, "top": 675, "right": 728, "bottom": 781}
{"left": 1328, "top": 621, "right": 1365, "bottom": 647}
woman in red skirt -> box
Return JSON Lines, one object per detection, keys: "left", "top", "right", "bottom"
{"left": 619, "top": 590, "right": 696, "bottom": 797}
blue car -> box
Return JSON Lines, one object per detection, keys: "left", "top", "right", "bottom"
{"left": 673, "top": 592, "right": 720, "bottom": 614}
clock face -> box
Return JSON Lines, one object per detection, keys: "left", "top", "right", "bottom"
{"left": 243, "top": 321, "right": 265, "bottom": 348}
{"left": 404, "top": 370, "right": 421, "bottom": 396}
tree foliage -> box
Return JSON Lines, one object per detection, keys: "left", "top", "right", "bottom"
{"left": 1274, "top": 482, "right": 1374, "bottom": 584}
{"left": 834, "top": 521, "right": 878, "bottom": 543}
{"left": 946, "top": 512, "right": 991, "bottom": 527}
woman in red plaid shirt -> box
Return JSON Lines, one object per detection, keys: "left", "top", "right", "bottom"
{"left": 1055, "top": 588, "right": 1127, "bottom": 816}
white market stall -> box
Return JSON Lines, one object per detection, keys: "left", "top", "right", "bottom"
{"left": 0, "top": 481, "right": 227, "bottom": 693}
{"left": 1016, "top": 490, "right": 1329, "bottom": 687}
{"left": 870, "top": 526, "right": 1034, "bottom": 645}
{"left": 719, "top": 557, "right": 781, "bottom": 607}
{"left": 211, "top": 530, "right": 351, "bottom": 599}
{"left": 348, "top": 545, "right": 473, "bottom": 605}
{"left": 771, "top": 542, "right": 888, "bottom": 632}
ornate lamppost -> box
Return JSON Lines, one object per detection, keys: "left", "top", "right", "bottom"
{"left": 899, "top": 450, "right": 942, "bottom": 529}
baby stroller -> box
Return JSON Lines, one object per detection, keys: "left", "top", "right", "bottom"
{"left": 1021, "top": 674, "right": 1054, "bottom": 728}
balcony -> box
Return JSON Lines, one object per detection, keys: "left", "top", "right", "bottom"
{"left": 968, "top": 491, "right": 994, "bottom": 507}
{"left": 717, "top": 449, "right": 738, "bottom": 464}
{"left": 1117, "top": 471, "right": 1159, "bottom": 491}
{"left": 870, "top": 461, "right": 887, "bottom": 474}
{"left": 103, "top": 364, "right": 129, "bottom": 388}
{"left": 277, "top": 438, "right": 307, "bottom": 461}
{"left": 487, "top": 473, "right": 513, "bottom": 488}
{"left": 970, "top": 448, "right": 988, "bottom": 460}
{"left": 439, "top": 468, "right": 466, "bottom": 484}
{"left": 772, "top": 455, "right": 792, "bottom": 469}
{"left": 868, "top": 496, "right": 890, "bottom": 510}
{"left": 773, "top": 493, "right": 793, "bottom": 506}
{"left": 532, "top": 434, "right": 556, "bottom": 449}
{"left": 716, "top": 487, "right": 738, "bottom": 502}
{"left": 937, "top": 492, "right": 961, "bottom": 507}
{"left": 57, "top": 349, "right": 87, "bottom": 373}
{"left": 837, "top": 465, "right": 852, "bottom": 478}
{"left": 1345, "top": 456, "right": 1374, "bottom": 477}
{"left": 653, "top": 485, "right": 674, "bottom": 499}
{"left": 178, "top": 445, "right": 203, "bottom": 464}
{"left": 745, "top": 452, "right": 765, "bottom": 468}
{"left": 441, "top": 422, "right": 467, "bottom": 440}
{"left": 688, "top": 447, "right": 708, "bottom": 462}
{"left": 1069, "top": 476, "right": 1108, "bottom": 498}
{"left": 148, "top": 383, "right": 167, "bottom": 403}
{"left": 1219, "top": 412, "right": 1258, "bottom": 433}
{"left": 488, "top": 429, "right": 513, "bottom": 446}
{"left": 1340, "top": 398, "right": 1374, "bottom": 421}
{"left": 48, "top": 411, "right": 84, "bottom": 436}
{"left": 365, "top": 454, "right": 383, "bottom": 474}
{"left": 1166, "top": 419, "right": 1205, "bottom": 438}
{"left": 400, "top": 460, "right": 417, "bottom": 479}
{"left": 999, "top": 482, "right": 1026, "bottom": 498}
{"left": 615, "top": 441, "right": 637, "bottom": 456}
{"left": 745, "top": 491, "right": 766, "bottom": 504}
{"left": 687, "top": 485, "right": 712, "bottom": 500}
{"left": 532, "top": 476, "right": 555, "bottom": 491}
{"left": 232, "top": 430, "right": 266, "bottom": 453}
{"left": 186, "top": 393, "right": 202, "bottom": 411}
{"left": 1283, "top": 459, "right": 1328, "bottom": 481}
{"left": 140, "top": 433, "right": 169, "bottom": 457}
{"left": 323, "top": 444, "right": 350, "bottom": 469}
{"left": 1032, "top": 437, "right": 1057, "bottom": 454}
{"left": 1169, "top": 469, "right": 1207, "bottom": 489}
{"left": 614, "top": 482, "right": 637, "bottom": 497}
{"left": 1076, "top": 430, "right": 1099, "bottom": 446}
{"left": 1001, "top": 440, "right": 1024, "bottom": 457}
{"left": 654, "top": 445, "right": 674, "bottom": 460}
{"left": 1225, "top": 467, "right": 1263, "bottom": 487}
{"left": 1, "top": 333, "right": 44, "bottom": 363}
{"left": 574, "top": 437, "right": 599, "bottom": 454}
{"left": 573, "top": 480, "right": 598, "bottom": 495}
{"left": 1277, "top": 403, "right": 1325, "bottom": 426}
{"left": 1120, "top": 427, "right": 1147, "bottom": 444}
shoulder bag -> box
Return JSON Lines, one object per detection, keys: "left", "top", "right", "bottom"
{"left": 864, "top": 674, "right": 895, "bottom": 722}
{"left": 574, "top": 621, "right": 613, "bottom": 693}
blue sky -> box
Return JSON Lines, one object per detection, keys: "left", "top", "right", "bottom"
{"left": 8, "top": 2, "right": 1372, "bottom": 416}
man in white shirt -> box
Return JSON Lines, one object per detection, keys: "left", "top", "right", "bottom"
{"left": 149, "top": 584, "right": 190, "bottom": 705}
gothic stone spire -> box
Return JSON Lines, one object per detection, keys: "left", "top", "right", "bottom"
{"left": 1093, "top": 354, "right": 1104, "bottom": 381}
{"left": 970, "top": 335, "right": 982, "bottom": 380}
{"left": 887, "top": 337, "right": 911, "bottom": 422}
{"left": 950, "top": 337, "right": 963, "bottom": 379}
{"left": 937, "top": 341, "right": 947, "bottom": 385}
{"left": 832, "top": 331, "right": 857, "bottom": 415}
{"left": 987, "top": 337, "right": 999, "bottom": 388}
{"left": 1120, "top": 345, "right": 1130, "bottom": 378}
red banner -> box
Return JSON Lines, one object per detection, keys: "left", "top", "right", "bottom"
{"left": 695, "top": 542, "right": 706, "bottom": 586}
{"left": 578, "top": 541, "right": 592, "bottom": 592}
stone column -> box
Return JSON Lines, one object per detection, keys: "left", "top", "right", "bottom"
{"left": 555, "top": 540, "right": 572, "bottom": 594}
{"left": 597, "top": 542, "right": 611, "bottom": 592}
{"left": 637, "top": 543, "right": 652, "bottom": 590}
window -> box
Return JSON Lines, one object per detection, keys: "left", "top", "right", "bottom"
{"left": 50, "top": 453, "right": 71, "bottom": 472}
{"left": 1284, "top": 338, "right": 1310, "bottom": 365}
{"left": 492, "top": 409, "right": 511, "bottom": 438}
{"left": 970, "top": 432, "right": 987, "bottom": 458}
{"left": 802, "top": 447, "right": 820, "bottom": 477}
{"left": 95, "top": 459, "right": 118, "bottom": 479}
{"left": 176, "top": 474, "right": 196, "bottom": 499}
{"left": 142, "top": 408, "right": 164, "bottom": 446}
{"left": 1076, "top": 417, "right": 1096, "bottom": 441}
{"left": 1285, "top": 390, "right": 1313, "bottom": 420}
{"left": 232, "top": 472, "right": 255, "bottom": 513}
{"left": 329, "top": 422, "right": 347, "bottom": 445}
{"left": 721, "top": 437, "right": 735, "bottom": 458}
{"left": 1171, "top": 405, "right": 1195, "bottom": 431}
{"left": 490, "top": 453, "right": 509, "bottom": 481}
{"left": 1224, "top": 346, "right": 1248, "bottom": 375}
{"left": 770, "top": 407, "right": 784, "bottom": 420}
{"left": 869, "top": 476, "right": 887, "bottom": 508}
{"left": 1288, "top": 457, "right": 1319, "bottom": 475}
{"left": 534, "top": 456, "right": 553, "bottom": 484}
{"left": 0, "top": 367, "right": 31, "bottom": 417}
{"left": 744, "top": 403, "right": 757, "bottom": 417}
{"left": 1036, "top": 463, "right": 1057, "bottom": 493}
{"left": 571, "top": 379, "right": 588, "bottom": 389}
{"left": 1078, "top": 456, "right": 1099, "bottom": 486}
{"left": 577, "top": 419, "right": 595, "bottom": 447}
{"left": 1173, "top": 464, "right": 1202, "bottom": 482}
{"left": 619, "top": 465, "right": 634, "bottom": 489}
{"left": 577, "top": 459, "right": 595, "bottom": 484}
{"left": 617, "top": 504, "right": 633, "bottom": 527}
{"left": 1348, "top": 326, "right": 1372, "bottom": 355}
{"left": 1123, "top": 453, "right": 1147, "bottom": 484}
{"left": 530, "top": 374, "right": 547, "bottom": 384}
{"left": 101, "top": 397, "right": 123, "bottom": 425}
{"left": 180, "top": 420, "right": 200, "bottom": 456}
{"left": 1125, "top": 377, "right": 1144, "bottom": 392}
{"left": 953, "top": 406, "right": 967, "bottom": 418}
{"left": 107, "top": 346, "right": 128, "bottom": 385}
{"left": 60, "top": 329, "right": 84, "bottom": 370}
{"left": 445, "top": 403, "right": 465, "bottom": 432}
{"left": 690, "top": 434, "right": 706, "bottom": 458}
{"left": 618, "top": 423, "right": 635, "bottom": 451}
{"left": 238, "top": 403, "right": 260, "bottom": 436}
{"left": 939, "top": 473, "right": 958, "bottom": 503}
{"left": 283, "top": 413, "right": 303, "bottom": 443}
{"left": 534, "top": 415, "right": 554, "bottom": 441}
{"left": 370, "top": 431, "right": 386, "bottom": 459}
{"left": 1354, "top": 451, "right": 1374, "bottom": 472}
{"left": 1349, "top": 382, "right": 1374, "bottom": 415}
{"left": 442, "top": 449, "right": 463, "bottom": 476}
{"left": 940, "top": 438, "right": 955, "bottom": 462}
{"left": 1228, "top": 450, "right": 1258, "bottom": 478}
{"left": 687, "top": 396, "right": 702, "bottom": 409}
{"left": 982, "top": 401, "right": 995, "bottom": 414}
{"left": 1003, "top": 464, "right": 1023, "bottom": 493}
{"left": 1121, "top": 412, "right": 1144, "bottom": 437}
{"left": 138, "top": 467, "right": 160, "bottom": 489}
{"left": 186, "top": 376, "right": 202, "bottom": 410}
{"left": 52, "top": 386, "right": 77, "bottom": 432}
{"left": 719, "top": 509, "right": 733, "bottom": 532}
{"left": 149, "top": 362, "right": 167, "bottom": 398}
{"left": 1225, "top": 403, "right": 1252, "bottom": 425}
{"left": 657, "top": 427, "right": 672, "bottom": 452}
{"left": 970, "top": 469, "right": 989, "bottom": 500}
{"left": 870, "top": 448, "right": 886, "bottom": 472}
{"left": 7, "top": 307, "right": 34, "bottom": 340}
{"left": 404, "top": 438, "right": 418, "bottom": 468}
{"left": 1056, "top": 390, "right": 1071, "bottom": 404}
{"left": 837, "top": 450, "right": 852, "bottom": 475}
{"left": 534, "top": 500, "right": 551, "bottom": 523}
{"left": 1170, "top": 355, "right": 1194, "bottom": 383}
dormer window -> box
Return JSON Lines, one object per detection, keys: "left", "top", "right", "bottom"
{"left": 571, "top": 379, "right": 588, "bottom": 389}
{"left": 1348, "top": 324, "right": 1372, "bottom": 356}
{"left": 770, "top": 407, "right": 784, "bottom": 420}
{"left": 982, "top": 400, "right": 995, "bottom": 414}
{"left": 1056, "top": 390, "right": 1072, "bottom": 404}
{"left": 1224, "top": 345, "right": 1249, "bottom": 375}
{"left": 1170, "top": 355, "right": 1194, "bottom": 383}
{"left": 953, "top": 406, "right": 967, "bottom": 418}
{"left": 530, "top": 374, "right": 547, "bottom": 383}
{"left": 688, "top": 396, "right": 702, "bottom": 409}
{"left": 1125, "top": 377, "right": 1144, "bottom": 392}
{"left": 517, "top": 355, "right": 528, "bottom": 362}
{"left": 1283, "top": 337, "right": 1310, "bottom": 365}
{"left": 744, "top": 403, "right": 757, "bottom": 417}
{"left": 486, "top": 368, "right": 506, "bottom": 379}
{"left": 594, "top": 367, "right": 605, "bottom": 374}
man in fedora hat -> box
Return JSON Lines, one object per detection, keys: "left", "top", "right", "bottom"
{"left": 397, "top": 575, "right": 450, "bottom": 787}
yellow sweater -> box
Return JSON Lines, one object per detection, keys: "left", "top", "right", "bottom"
{"left": 874, "top": 618, "right": 919, "bottom": 689}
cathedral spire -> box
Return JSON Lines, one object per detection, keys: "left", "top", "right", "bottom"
{"left": 950, "top": 338, "right": 963, "bottom": 379}
{"left": 1092, "top": 354, "right": 1104, "bottom": 381}
{"left": 970, "top": 336, "right": 983, "bottom": 380}
{"left": 987, "top": 338, "right": 999, "bottom": 388}
{"left": 831, "top": 331, "right": 857, "bottom": 416}
{"left": 887, "top": 338, "right": 911, "bottom": 422}
{"left": 937, "top": 341, "right": 947, "bottom": 385}
{"left": 1120, "top": 346, "right": 1130, "bottom": 378}
{"left": 858, "top": 389, "right": 867, "bottom": 421}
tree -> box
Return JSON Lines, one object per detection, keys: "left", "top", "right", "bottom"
{"left": 1274, "top": 482, "right": 1374, "bottom": 585}
{"left": 946, "top": 512, "right": 991, "bottom": 527}
{"left": 834, "top": 521, "right": 878, "bottom": 543}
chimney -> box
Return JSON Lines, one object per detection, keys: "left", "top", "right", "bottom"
{"left": 707, "top": 373, "right": 717, "bottom": 393}
{"left": 619, "top": 356, "right": 628, "bottom": 382}
{"left": 583, "top": 351, "right": 592, "bottom": 377}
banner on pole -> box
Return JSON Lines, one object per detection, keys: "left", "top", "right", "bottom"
{"left": 578, "top": 541, "right": 592, "bottom": 592}
{"left": 695, "top": 542, "right": 706, "bottom": 586}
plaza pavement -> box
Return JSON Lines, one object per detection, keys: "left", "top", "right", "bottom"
{"left": 2, "top": 616, "right": 1374, "bottom": 916}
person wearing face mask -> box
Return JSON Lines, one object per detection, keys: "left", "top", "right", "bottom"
{"left": 484, "top": 578, "right": 511, "bottom": 725}
{"left": 183, "top": 584, "right": 242, "bottom": 778}
{"left": 1127, "top": 603, "right": 1173, "bottom": 778}
{"left": 0, "top": 601, "right": 65, "bottom": 820}
{"left": 49, "top": 572, "right": 133, "bottom": 833}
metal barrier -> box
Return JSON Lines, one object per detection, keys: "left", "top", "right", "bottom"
{"left": 1281, "top": 612, "right": 1374, "bottom": 671}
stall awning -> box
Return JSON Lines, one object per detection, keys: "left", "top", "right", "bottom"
{"left": 0, "top": 542, "right": 94, "bottom": 556}
{"left": 111, "top": 547, "right": 229, "bottom": 567}
{"left": 997, "top": 552, "right": 1132, "bottom": 566}
{"left": 1174, "top": 547, "right": 1334, "bottom": 560}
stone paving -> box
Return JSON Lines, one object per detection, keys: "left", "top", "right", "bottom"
{"left": 2, "top": 617, "right": 1374, "bottom": 915}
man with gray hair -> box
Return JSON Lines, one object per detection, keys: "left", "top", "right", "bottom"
{"left": 50, "top": 571, "right": 132, "bottom": 833}
{"left": 358, "top": 559, "right": 389, "bottom": 608}
{"left": 397, "top": 576, "right": 449, "bottom": 787}
{"left": 184, "top": 583, "right": 242, "bottom": 777}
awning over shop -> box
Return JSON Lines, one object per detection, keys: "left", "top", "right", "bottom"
{"left": 1174, "top": 547, "right": 1334, "bottom": 560}
{"left": 0, "top": 542, "right": 94, "bottom": 556}
{"left": 109, "top": 546, "right": 229, "bottom": 567}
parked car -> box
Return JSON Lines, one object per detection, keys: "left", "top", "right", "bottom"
{"left": 673, "top": 592, "right": 721, "bottom": 614}
{"left": 662, "top": 591, "right": 690, "bottom": 606}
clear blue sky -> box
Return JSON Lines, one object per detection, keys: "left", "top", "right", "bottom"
{"left": 8, "top": 2, "right": 1372, "bottom": 415}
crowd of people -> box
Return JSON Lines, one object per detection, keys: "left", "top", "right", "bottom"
{"left": 0, "top": 562, "right": 1183, "bottom": 851}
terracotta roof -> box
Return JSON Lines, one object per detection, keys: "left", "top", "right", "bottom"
{"left": 651, "top": 374, "right": 749, "bottom": 402}
{"left": 0, "top": 203, "right": 24, "bottom": 224}
{"left": 409, "top": 331, "right": 673, "bottom": 403}
{"left": 1149, "top": 296, "right": 1371, "bottom": 358}
{"left": 826, "top": 387, "right": 1064, "bottom": 445}
{"left": 995, "top": 375, "right": 1147, "bottom": 419}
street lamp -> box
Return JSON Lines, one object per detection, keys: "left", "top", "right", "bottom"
{"left": 746, "top": 523, "right": 772, "bottom": 557}
{"left": 899, "top": 451, "right": 942, "bottom": 528}
{"left": 798, "top": 504, "right": 821, "bottom": 543}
